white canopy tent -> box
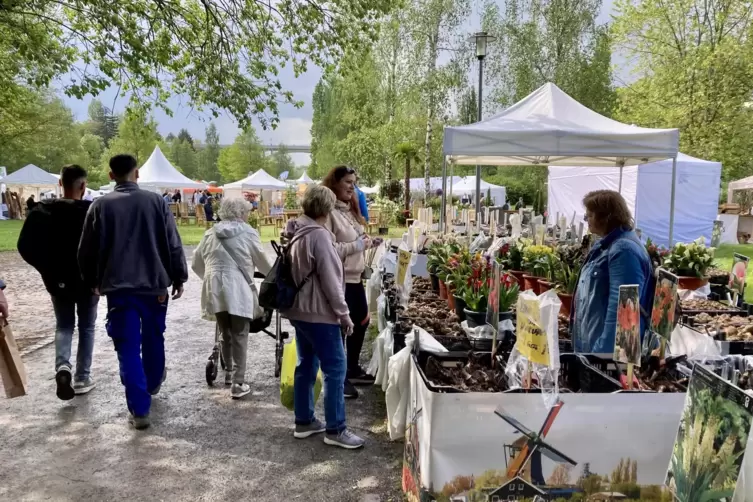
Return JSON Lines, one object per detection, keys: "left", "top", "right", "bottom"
{"left": 359, "top": 185, "right": 379, "bottom": 195}
{"left": 296, "top": 172, "right": 316, "bottom": 185}
{"left": 547, "top": 153, "right": 722, "bottom": 247}
{"left": 440, "top": 83, "right": 680, "bottom": 242}
{"left": 1, "top": 164, "right": 61, "bottom": 200}
{"left": 138, "top": 146, "right": 206, "bottom": 190}
{"left": 222, "top": 169, "right": 288, "bottom": 200}
{"left": 451, "top": 176, "right": 506, "bottom": 206}
{"left": 727, "top": 175, "right": 753, "bottom": 204}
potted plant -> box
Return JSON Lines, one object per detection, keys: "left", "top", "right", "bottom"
{"left": 645, "top": 238, "right": 670, "bottom": 270}
{"left": 496, "top": 272, "right": 520, "bottom": 319}
{"left": 446, "top": 249, "right": 472, "bottom": 321}
{"left": 554, "top": 260, "right": 581, "bottom": 316}
{"left": 372, "top": 198, "right": 398, "bottom": 235}
{"left": 498, "top": 239, "right": 528, "bottom": 285}
{"left": 537, "top": 254, "right": 560, "bottom": 293}
{"left": 462, "top": 253, "right": 493, "bottom": 327}
{"left": 662, "top": 239, "right": 715, "bottom": 290}
{"left": 521, "top": 245, "right": 554, "bottom": 294}
{"left": 426, "top": 241, "right": 447, "bottom": 293}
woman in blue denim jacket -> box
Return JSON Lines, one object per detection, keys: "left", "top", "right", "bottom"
{"left": 572, "top": 190, "right": 653, "bottom": 353}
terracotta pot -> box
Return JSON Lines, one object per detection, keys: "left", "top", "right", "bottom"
{"left": 557, "top": 292, "right": 573, "bottom": 317}
{"left": 677, "top": 276, "right": 709, "bottom": 291}
{"left": 509, "top": 270, "right": 526, "bottom": 286}
{"left": 439, "top": 280, "right": 448, "bottom": 299}
{"left": 447, "top": 289, "right": 456, "bottom": 311}
{"left": 464, "top": 309, "right": 487, "bottom": 328}
{"left": 522, "top": 275, "right": 544, "bottom": 294}
{"left": 454, "top": 295, "right": 467, "bottom": 322}
{"left": 538, "top": 280, "right": 554, "bottom": 293}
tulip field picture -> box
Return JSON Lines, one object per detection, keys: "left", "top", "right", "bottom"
{"left": 728, "top": 253, "right": 749, "bottom": 297}
{"left": 665, "top": 364, "right": 753, "bottom": 502}
{"left": 614, "top": 285, "right": 641, "bottom": 365}
{"left": 651, "top": 269, "right": 679, "bottom": 342}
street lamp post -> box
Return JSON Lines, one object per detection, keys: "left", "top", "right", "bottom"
{"left": 469, "top": 31, "right": 495, "bottom": 216}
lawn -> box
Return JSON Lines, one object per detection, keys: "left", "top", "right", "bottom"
{"left": 0, "top": 219, "right": 406, "bottom": 250}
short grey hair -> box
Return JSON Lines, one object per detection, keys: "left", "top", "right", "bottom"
{"left": 301, "top": 184, "right": 335, "bottom": 219}
{"left": 218, "top": 197, "right": 252, "bottom": 221}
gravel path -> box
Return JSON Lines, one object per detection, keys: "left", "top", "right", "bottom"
{"left": 0, "top": 247, "right": 403, "bottom": 501}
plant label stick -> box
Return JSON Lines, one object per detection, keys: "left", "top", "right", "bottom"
{"left": 626, "top": 363, "right": 634, "bottom": 390}
{"left": 651, "top": 269, "right": 679, "bottom": 344}
{"left": 729, "top": 253, "right": 749, "bottom": 306}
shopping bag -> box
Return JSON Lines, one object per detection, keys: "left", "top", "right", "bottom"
{"left": 0, "top": 320, "right": 28, "bottom": 398}
{"left": 279, "top": 338, "right": 323, "bottom": 411}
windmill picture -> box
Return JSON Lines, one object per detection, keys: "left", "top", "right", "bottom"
{"left": 487, "top": 400, "right": 579, "bottom": 501}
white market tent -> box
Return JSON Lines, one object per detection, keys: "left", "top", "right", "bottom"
{"left": 359, "top": 185, "right": 379, "bottom": 195}
{"left": 1, "top": 164, "right": 61, "bottom": 200}
{"left": 138, "top": 146, "right": 206, "bottom": 190}
{"left": 222, "top": 169, "right": 288, "bottom": 200}
{"left": 547, "top": 153, "right": 722, "bottom": 247}
{"left": 296, "top": 171, "right": 316, "bottom": 185}
{"left": 451, "top": 176, "right": 506, "bottom": 206}
{"left": 410, "top": 176, "right": 463, "bottom": 194}
{"left": 440, "top": 82, "right": 680, "bottom": 242}
{"left": 727, "top": 174, "right": 753, "bottom": 204}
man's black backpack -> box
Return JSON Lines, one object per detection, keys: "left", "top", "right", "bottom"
{"left": 259, "top": 238, "right": 314, "bottom": 310}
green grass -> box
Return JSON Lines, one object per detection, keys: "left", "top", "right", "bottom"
{"left": 0, "top": 219, "right": 407, "bottom": 250}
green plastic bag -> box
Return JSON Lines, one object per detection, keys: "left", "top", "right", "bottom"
{"left": 280, "top": 338, "right": 323, "bottom": 411}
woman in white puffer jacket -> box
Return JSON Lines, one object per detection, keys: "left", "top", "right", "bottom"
{"left": 192, "top": 198, "right": 272, "bottom": 399}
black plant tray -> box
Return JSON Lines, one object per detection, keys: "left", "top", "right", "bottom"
{"left": 560, "top": 354, "right": 622, "bottom": 393}
{"left": 431, "top": 335, "right": 472, "bottom": 352}
{"left": 683, "top": 308, "right": 747, "bottom": 317}
{"left": 414, "top": 350, "right": 509, "bottom": 394}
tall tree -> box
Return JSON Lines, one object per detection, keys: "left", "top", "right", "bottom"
{"left": 169, "top": 139, "right": 198, "bottom": 177}
{"left": 100, "top": 108, "right": 160, "bottom": 170}
{"left": 630, "top": 459, "right": 637, "bottom": 483}
{"left": 217, "top": 128, "right": 266, "bottom": 182}
{"left": 612, "top": 0, "right": 753, "bottom": 181}
{"left": 395, "top": 141, "right": 420, "bottom": 211}
{"left": 547, "top": 464, "right": 572, "bottom": 486}
{"left": 177, "top": 129, "right": 194, "bottom": 150}
{"left": 0, "top": 0, "right": 397, "bottom": 130}
{"left": 267, "top": 145, "right": 295, "bottom": 178}
{"left": 458, "top": 87, "right": 478, "bottom": 125}
{"left": 197, "top": 123, "right": 221, "bottom": 182}
{"left": 87, "top": 100, "right": 118, "bottom": 145}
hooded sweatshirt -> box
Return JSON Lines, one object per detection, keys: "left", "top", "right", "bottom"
{"left": 192, "top": 220, "right": 272, "bottom": 321}
{"left": 325, "top": 200, "right": 365, "bottom": 284}
{"left": 18, "top": 199, "right": 92, "bottom": 298}
{"left": 283, "top": 215, "right": 350, "bottom": 325}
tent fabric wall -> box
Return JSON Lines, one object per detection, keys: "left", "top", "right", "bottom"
{"left": 450, "top": 176, "right": 507, "bottom": 206}
{"left": 547, "top": 154, "right": 721, "bottom": 247}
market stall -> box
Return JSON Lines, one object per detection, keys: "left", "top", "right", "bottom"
{"left": 221, "top": 169, "right": 287, "bottom": 204}
{"left": 450, "top": 176, "right": 506, "bottom": 206}
{"left": 440, "top": 82, "right": 680, "bottom": 243}
{"left": 547, "top": 153, "right": 722, "bottom": 247}
{"left": 137, "top": 146, "right": 207, "bottom": 192}
{"left": 1, "top": 164, "right": 61, "bottom": 204}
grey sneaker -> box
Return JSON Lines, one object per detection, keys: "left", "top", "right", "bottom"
{"left": 231, "top": 383, "right": 251, "bottom": 399}
{"left": 129, "top": 413, "right": 150, "bottom": 430}
{"left": 224, "top": 371, "right": 233, "bottom": 386}
{"left": 324, "top": 428, "right": 365, "bottom": 450}
{"left": 55, "top": 365, "right": 75, "bottom": 401}
{"left": 294, "top": 418, "right": 326, "bottom": 439}
{"left": 73, "top": 378, "right": 96, "bottom": 395}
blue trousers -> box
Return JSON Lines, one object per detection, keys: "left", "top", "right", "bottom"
{"left": 291, "top": 320, "right": 346, "bottom": 434}
{"left": 105, "top": 294, "right": 168, "bottom": 417}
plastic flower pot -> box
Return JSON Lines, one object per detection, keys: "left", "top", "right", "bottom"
{"left": 463, "top": 308, "right": 487, "bottom": 328}
{"left": 429, "top": 273, "right": 440, "bottom": 294}
{"left": 522, "top": 275, "right": 543, "bottom": 294}
{"left": 509, "top": 270, "right": 526, "bottom": 286}
{"left": 447, "top": 289, "right": 456, "bottom": 311}
{"left": 454, "top": 295, "right": 467, "bottom": 322}
{"left": 538, "top": 280, "right": 554, "bottom": 293}
{"left": 557, "top": 292, "right": 573, "bottom": 316}
{"left": 438, "top": 280, "right": 448, "bottom": 299}
{"left": 677, "top": 276, "right": 709, "bottom": 291}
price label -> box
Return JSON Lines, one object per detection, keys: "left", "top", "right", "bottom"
{"left": 397, "top": 249, "right": 412, "bottom": 285}
{"left": 515, "top": 297, "right": 550, "bottom": 366}
{"left": 535, "top": 224, "right": 545, "bottom": 245}
{"left": 413, "top": 226, "right": 421, "bottom": 252}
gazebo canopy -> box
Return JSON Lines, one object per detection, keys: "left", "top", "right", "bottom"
{"left": 138, "top": 146, "right": 206, "bottom": 189}
{"left": 727, "top": 174, "right": 753, "bottom": 203}
{"left": 2, "top": 164, "right": 59, "bottom": 186}
{"left": 443, "top": 83, "right": 679, "bottom": 167}
{"left": 223, "top": 169, "right": 288, "bottom": 190}
{"left": 296, "top": 171, "right": 315, "bottom": 184}
{"left": 451, "top": 176, "right": 507, "bottom": 206}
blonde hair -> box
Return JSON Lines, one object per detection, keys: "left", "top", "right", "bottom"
{"left": 302, "top": 184, "right": 336, "bottom": 219}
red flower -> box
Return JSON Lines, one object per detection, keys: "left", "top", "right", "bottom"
{"left": 618, "top": 301, "right": 639, "bottom": 331}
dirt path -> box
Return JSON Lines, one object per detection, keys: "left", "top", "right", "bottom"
{"left": 0, "top": 248, "right": 403, "bottom": 501}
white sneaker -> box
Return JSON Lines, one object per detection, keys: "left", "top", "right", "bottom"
{"left": 73, "top": 378, "right": 96, "bottom": 395}
{"left": 231, "top": 383, "right": 251, "bottom": 399}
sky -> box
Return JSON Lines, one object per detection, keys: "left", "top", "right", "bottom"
{"left": 60, "top": 0, "right": 617, "bottom": 167}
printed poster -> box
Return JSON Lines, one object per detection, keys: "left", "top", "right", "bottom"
{"left": 516, "top": 295, "right": 549, "bottom": 366}
{"left": 614, "top": 284, "right": 641, "bottom": 366}
{"left": 651, "top": 269, "right": 679, "bottom": 342}
{"left": 729, "top": 253, "right": 749, "bottom": 297}
{"left": 665, "top": 364, "right": 753, "bottom": 501}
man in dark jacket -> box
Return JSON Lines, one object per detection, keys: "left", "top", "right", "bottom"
{"left": 26, "top": 194, "right": 36, "bottom": 211}
{"left": 78, "top": 154, "right": 188, "bottom": 430}
{"left": 18, "top": 165, "right": 97, "bottom": 400}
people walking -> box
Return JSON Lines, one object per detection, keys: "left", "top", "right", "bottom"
{"left": 321, "top": 166, "right": 380, "bottom": 399}
{"left": 191, "top": 198, "right": 272, "bottom": 399}
{"left": 283, "top": 184, "right": 364, "bottom": 449}
{"left": 17, "top": 165, "right": 98, "bottom": 400}
{"left": 172, "top": 189, "right": 182, "bottom": 203}
{"left": 78, "top": 154, "right": 188, "bottom": 430}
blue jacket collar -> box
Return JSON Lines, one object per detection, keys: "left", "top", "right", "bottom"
{"left": 589, "top": 226, "right": 632, "bottom": 257}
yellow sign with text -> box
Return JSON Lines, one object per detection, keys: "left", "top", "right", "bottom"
{"left": 397, "top": 249, "right": 412, "bottom": 285}
{"left": 515, "top": 297, "right": 550, "bottom": 366}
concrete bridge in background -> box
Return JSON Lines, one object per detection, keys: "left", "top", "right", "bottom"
{"left": 263, "top": 144, "right": 311, "bottom": 153}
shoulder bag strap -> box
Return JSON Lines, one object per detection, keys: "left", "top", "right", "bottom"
{"left": 282, "top": 234, "right": 317, "bottom": 290}
{"left": 217, "top": 235, "right": 255, "bottom": 286}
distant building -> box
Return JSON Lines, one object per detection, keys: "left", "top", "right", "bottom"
{"left": 487, "top": 477, "right": 547, "bottom": 501}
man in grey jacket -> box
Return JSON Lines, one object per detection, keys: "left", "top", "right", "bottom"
{"left": 78, "top": 154, "right": 188, "bottom": 430}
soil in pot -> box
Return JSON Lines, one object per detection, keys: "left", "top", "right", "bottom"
{"left": 557, "top": 292, "right": 573, "bottom": 317}
{"left": 438, "top": 280, "right": 448, "bottom": 299}
{"left": 454, "top": 295, "right": 467, "bottom": 322}
{"left": 464, "top": 308, "right": 487, "bottom": 328}
{"left": 423, "top": 353, "right": 508, "bottom": 392}
{"left": 429, "top": 273, "right": 440, "bottom": 294}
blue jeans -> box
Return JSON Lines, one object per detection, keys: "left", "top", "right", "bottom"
{"left": 105, "top": 294, "right": 168, "bottom": 417}
{"left": 291, "top": 320, "right": 346, "bottom": 434}
{"left": 51, "top": 295, "right": 99, "bottom": 381}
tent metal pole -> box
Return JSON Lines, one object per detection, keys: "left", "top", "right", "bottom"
{"left": 618, "top": 165, "right": 624, "bottom": 194}
{"left": 669, "top": 156, "right": 677, "bottom": 246}
{"left": 475, "top": 56, "right": 484, "bottom": 215}
{"left": 440, "top": 157, "right": 448, "bottom": 232}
